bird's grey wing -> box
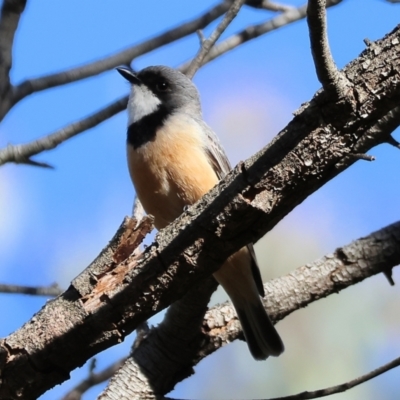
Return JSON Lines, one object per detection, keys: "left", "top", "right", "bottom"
{"left": 199, "top": 120, "right": 265, "bottom": 297}
{"left": 199, "top": 120, "right": 231, "bottom": 179}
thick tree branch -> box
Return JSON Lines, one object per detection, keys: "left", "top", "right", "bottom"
{"left": 0, "top": 96, "right": 128, "bottom": 167}
{"left": 0, "top": 0, "right": 26, "bottom": 118}
{"left": 307, "top": 0, "right": 350, "bottom": 98}
{"left": 1, "top": 24, "right": 400, "bottom": 399}
{"left": 11, "top": 2, "right": 230, "bottom": 106}
{"left": 99, "top": 278, "right": 218, "bottom": 400}
{"left": 100, "top": 220, "right": 400, "bottom": 399}
{"left": 185, "top": 0, "right": 246, "bottom": 79}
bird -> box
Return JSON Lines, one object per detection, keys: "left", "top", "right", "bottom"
{"left": 117, "top": 65, "right": 284, "bottom": 360}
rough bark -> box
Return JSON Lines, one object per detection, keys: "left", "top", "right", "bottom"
{"left": 100, "top": 221, "right": 400, "bottom": 399}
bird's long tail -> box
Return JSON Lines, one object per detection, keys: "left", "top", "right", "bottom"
{"left": 233, "top": 293, "right": 284, "bottom": 359}
{"left": 213, "top": 247, "right": 284, "bottom": 360}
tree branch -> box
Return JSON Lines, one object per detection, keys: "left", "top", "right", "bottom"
{"left": 0, "top": 95, "right": 128, "bottom": 167}
{"left": 367, "top": 106, "right": 400, "bottom": 150}
{"left": 99, "top": 278, "right": 218, "bottom": 400}
{"left": 99, "top": 220, "right": 400, "bottom": 399}
{"left": 0, "top": 0, "right": 27, "bottom": 118}
{"left": 244, "top": 0, "right": 295, "bottom": 12}
{"left": 185, "top": 0, "right": 246, "bottom": 79}
{"left": 61, "top": 358, "right": 128, "bottom": 400}
{"left": 267, "top": 355, "right": 400, "bottom": 399}
{"left": 183, "top": 0, "right": 342, "bottom": 71}
{"left": 1, "top": 24, "right": 400, "bottom": 399}
{"left": 0, "top": 283, "right": 62, "bottom": 297}
{"left": 307, "top": 0, "right": 350, "bottom": 98}
{"left": 11, "top": 2, "right": 231, "bottom": 106}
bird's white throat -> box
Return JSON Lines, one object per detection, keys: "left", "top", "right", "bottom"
{"left": 128, "top": 84, "right": 161, "bottom": 125}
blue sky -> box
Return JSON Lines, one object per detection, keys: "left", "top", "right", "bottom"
{"left": 0, "top": 1, "right": 400, "bottom": 399}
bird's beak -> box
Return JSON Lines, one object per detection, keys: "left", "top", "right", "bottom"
{"left": 116, "top": 66, "right": 141, "bottom": 85}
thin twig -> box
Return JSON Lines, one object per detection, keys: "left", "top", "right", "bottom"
{"left": 307, "top": 0, "right": 349, "bottom": 98}
{"left": 185, "top": 0, "right": 246, "bottom": 79}
{"left": 353, "top": 106, "right": 400, "bottom": 154}
{"left": 12, "top": 2, "right": 230, "bottom": 104}
{"left": 335, "top": 105, "right": 400, "bottom": 170}
{"left": 61, "top": 358, "right": 127, "bottom": 400}
{"left": 0, "top": 283, "right": 62, "bottom": 297}
{"left": 375, "top": 107, "right": 400, "bottom": 149}
{"left": 346, "top": 153, "right": 375, "bottom": 162}
{"left": 244, "top": 0, "right": 294, "bottom": 12}
{"left": 0, "top": 96, "right": 128, "bottom": 167}
{"left": 182, "top": 1, "right": 342, "bottom": 72}
{"left": 268, "top": 356, "right": 400, "bottom": 399}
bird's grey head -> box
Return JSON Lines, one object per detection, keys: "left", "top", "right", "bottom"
{"left": 117, "top": 65, "right": 202, "bottom": 126}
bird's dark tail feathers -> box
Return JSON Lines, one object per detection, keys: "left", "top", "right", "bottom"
{"left": 234, "top": 296, "right": 284, "bottom": 360}
{"left": 213, "top": 246, "right": 284, "bottom": 360}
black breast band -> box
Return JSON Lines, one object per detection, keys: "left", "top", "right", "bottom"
{"left": 127, "top": 106, "right": 170, "bottom": 149}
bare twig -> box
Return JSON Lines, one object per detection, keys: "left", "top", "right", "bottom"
{"left": 268, "top": 356, "right": 400, "bottom": 399}
{"left": 387, "top": 135, "right": 400, "bottom": 149}
{"left": 0, "top": 283, "right": 62, "bottom": 297}
{"left": 0, "top": 95, "right": 128, "bottom": 167}
{"left": 335, "top": 104, "right": 400, "bottom": 169}
{"left": 244, "top": 0, "right": 294, "bottom": 12}
{"left": 185, "top": 0, "right": 246, "bottom": 79}
{"left": 370, "top": 106, "right": 400, "bottom": 150}
{"left": 307, "top": 0, "right": 350, "bottom": 98}
{"left": 196, "top": 29, "right": 206, "bottom": 45}
{"left": 352, "top": 106, "right": 400, "bottom": 156}
{"left": 16, "top": 158, "right": 54, "bottom": 169}
{"left": 346, "top": 153, "right": 375, "bottom": 162}
{"left": 0, "top": 0, "right": 27, "bottom": 118}
{"left": 61, "top": 358, "right": 127, "bottom": 400}
{"left": 182, "top": 1, "right": 342, "bottom": 71}
{"left": 12, "top": 2, "right": 231, "bottom": 105}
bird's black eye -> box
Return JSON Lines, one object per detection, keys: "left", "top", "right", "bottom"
{"left": 155, "top": 80, "right": 169, "bottom": 92}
